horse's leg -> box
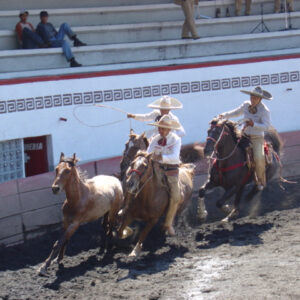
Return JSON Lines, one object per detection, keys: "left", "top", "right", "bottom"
{"left": 99, "top": 212, "right": 109, "bottom": 254}
{"left": 245, "top": 184, "right": 260, "bottom": 201}
{"left": 216, "top": 186, "right": 236, "bottom": 214}
{"left": 129, "top": 218, "right": 158, "bottom": 257}
{"left": 197, "top": 180, "right": 216, "bottom": 221}
{"left": 56, "top": 219, "right": 72, "bottom": 263}
{"left": 222, "top": 188, "right": 243, "bottom": 223}
{"left": 38, "top": 222, "right": 79, "bottom": 276}
{"left": 118, "top": 213, "right": 134, "bottom": 239}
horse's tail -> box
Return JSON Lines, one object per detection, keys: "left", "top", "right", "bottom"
{"left": 180, "top": 143, "right": 204, "bottom": 163}
{"left": 265, "top": 127, "right": 283, "bottom": 155}
{"left": 265, "top": 127, "right": 296, "bottom": 186}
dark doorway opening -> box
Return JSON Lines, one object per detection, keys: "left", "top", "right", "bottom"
{"left": 24, "top": 135, "right": 49, "bottom": 177}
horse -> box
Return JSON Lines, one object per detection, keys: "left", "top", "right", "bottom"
{"left": 38, "top": 153, "right": 123, "bottom": 275}
{"left": 197, "top": 118, "right": 283, "bottom": 223}
{"left": 120, "top": 130, "right": 149, "bottom": 182}
{"left": 118, "top": 151, "right": 195, "bottom": 257}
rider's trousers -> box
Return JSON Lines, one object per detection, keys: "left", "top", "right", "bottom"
{"left": 164, "top": 174, "right": 181, "bottom": 228}
{"left": 250, "top": 135, "right": 266, "bottom": 186}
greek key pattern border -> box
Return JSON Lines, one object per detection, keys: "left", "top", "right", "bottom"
{"left": 0, "top": 71, "right": 298, "bottom": 114}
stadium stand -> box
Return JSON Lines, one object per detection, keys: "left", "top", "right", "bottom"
{"left": 0, "top": 0, "right": 299, "bottom": 76}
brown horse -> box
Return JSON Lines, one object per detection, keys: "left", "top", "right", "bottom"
{"left": 38, "top": 153, "right": 123, "bottom": 275}
{"left": 118, "top": 151, "right": 195, "bottom": 257}
{"left": 197, "top": 118, "right": 283, "bottom": 222}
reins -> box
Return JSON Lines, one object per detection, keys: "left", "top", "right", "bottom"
{"left": 127, "top": 158, "right": 154, "bottom": 197}
{"left": 209, "top": 124, "right": 241, "bottom": 161}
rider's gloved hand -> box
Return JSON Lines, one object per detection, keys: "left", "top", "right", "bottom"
{"left": 127, "top": 113, "right": 135, "bottom": 119}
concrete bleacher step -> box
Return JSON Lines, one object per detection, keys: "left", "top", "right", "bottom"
{"left": 1, "top": 30, "right": 300, "bottom": 73}
{"left": 0, "top": 0, "right": 173, "bottom": 10}
{"left": 0, "top": 0, "right": 295, "bottom": 30}
{"left": 1, "top": 13, "right": 300, "bottom": 50}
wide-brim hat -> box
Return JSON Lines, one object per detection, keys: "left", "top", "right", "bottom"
{"left": 148, "top": 95, "right": 183, "bottom": 110}
{"left": 19, "top": 9, "right": 29, "bottom": 17}
{"left": 240, "top": 86, "right": 272, "bottom": 100}
{"left": 148, "top": 114, "right": 181, "bottom": 130}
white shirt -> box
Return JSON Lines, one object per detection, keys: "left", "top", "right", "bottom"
{"left": 147, "top": 132, "right": 181, "bottom": 165}
{"left": 133, "top": 110, "right": 185, "bottom": 138}
{"left": 221, "top": 100, "right": 271, "bottom": 136}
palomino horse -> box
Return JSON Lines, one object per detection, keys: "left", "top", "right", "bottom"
{"left": 38, "top": 153, "right": 123, "bottom": 275}
{"left": 118, "top": 151, "right": 195, "bottom": 257}
{"left": 197, "top": 118, "right": 283, "bottom": 222}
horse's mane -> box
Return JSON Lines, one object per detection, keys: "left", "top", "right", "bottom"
{"left": 62, "top": 158, "right": 88, "bottom": 182}
{"left": 211, "top": 118, "right": 241, "bottom": 144}
{"left": 134, "top": 150, "right": 149, "bottom": 159}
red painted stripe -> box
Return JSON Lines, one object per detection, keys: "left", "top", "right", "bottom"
{"left": 1, "top": 53, "right": 300, "bottom": 86}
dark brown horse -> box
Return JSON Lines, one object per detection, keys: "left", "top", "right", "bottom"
{"left": 38, "top": 153, "right": 123, "bottom": 275}
{"left": 118, "top": 151, "right": 195, "bottom": 257}
{"left": 197, "top": 118, "right": 283, "bottom": 222}
{"left": 120, "top": 130, "right": 149, "bottom": 181}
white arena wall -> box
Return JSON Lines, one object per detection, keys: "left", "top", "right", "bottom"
{"left": 0, "top": 56, "right": 300, "bottom": 165}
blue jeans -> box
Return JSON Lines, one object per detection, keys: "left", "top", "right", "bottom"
{"left": 49, "top": 23, "right": 75, "bottom": 61}
{"left": 22, "top": 28, "right": 44, "bottom": 49}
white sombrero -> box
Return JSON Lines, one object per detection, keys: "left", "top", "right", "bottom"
{"left": 149, "top": 114, "right": 181, "bottom": 130}
{"left": 240, "top": 86, "right": 273, "bottom": 100}
{"left": 148, "top": 95, "right": 183, "bottom": 110}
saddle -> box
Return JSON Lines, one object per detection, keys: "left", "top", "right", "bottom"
{"left": 245, "top": 141, "right": 273, "bottom": 170}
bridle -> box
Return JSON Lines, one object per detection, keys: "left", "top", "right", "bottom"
{"left": 127, "top": 156, "right": 153, "bottom": 197}
{"left": 207, "top": 123, "right": 239, "bottom": 161}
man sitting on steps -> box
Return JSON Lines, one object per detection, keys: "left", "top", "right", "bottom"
{"left": 36, "top": 11, "right": 86, "bottom": 68}
{"left": 15, "top": 10, "right": 47, "bottom": 49}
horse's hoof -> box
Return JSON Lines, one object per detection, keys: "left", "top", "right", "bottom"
{"left": 53, "top": 257, "right": 61, "bottom": 265}
{"left": 38, "top": 265, "right": 48, "bottom": 277}
{"left": 129, "top": 250, "right": 138, "bottom": 257}
{"left": 221, "top": 217, "right": 229, "bottom": 223}
{"left": 121, "top": 227, "right": 133, "bottom": 239}
{"left": 129, "top": 244, "right": 142, "bottom": 257}
{"left": 221, "top": 204, "right": 231, "bottom": 214}
{"left": 198, "top": 210, "right": 208, "bottom": 221}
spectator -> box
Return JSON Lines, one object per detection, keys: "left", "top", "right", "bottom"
{"left": 235, "top": 0, "right": 252, "bottom": 16}
{"left": 174, "top": 0, "right": 200, "bottom": 40}
{"left": 15, "top": 10, "right": 47, "bottom": 49}
{"left": 274, "top": 0, "right": 294, "bottom": 13}
{"left": 36, "top": 11, "right": 86, "bottom": 67}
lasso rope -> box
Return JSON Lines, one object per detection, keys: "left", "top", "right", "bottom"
{"left": 72, "top": 104, "right": 141, "bottom": 129}
{"left": 72, "top": 104, "right": 128, "bottom": 128}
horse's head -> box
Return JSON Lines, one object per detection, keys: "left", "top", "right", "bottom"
{"left": 120, "top": 130, "right": 149, "bottom": 180}
{"left": 125, "top": 151, "right": 152, "bottom": 194}
{"left": 204, "top": 118, "right": 239, "bottom": 157}
{"left": 52, "top": 152, "right": 79, "bottom": 194}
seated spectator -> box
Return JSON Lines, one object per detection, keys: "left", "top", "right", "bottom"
{"left": 15, "top": 10, "right": 47, "bottom": 49}
{"left": 36, "top": 11, "right": 86, "bottom": 68}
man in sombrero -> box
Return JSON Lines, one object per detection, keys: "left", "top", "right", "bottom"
{"left": 147, "top": 114, "right": 182, "bottom": 236}
{"left": 127, "top": 95, "right": 185, "bottom": 138}
{"left": 219, "top": 86, "right": 272, "bottom": 191}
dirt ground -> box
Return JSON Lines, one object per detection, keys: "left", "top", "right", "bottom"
{"left": 0, "top": 178, "right": 299, "bottom": 300}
